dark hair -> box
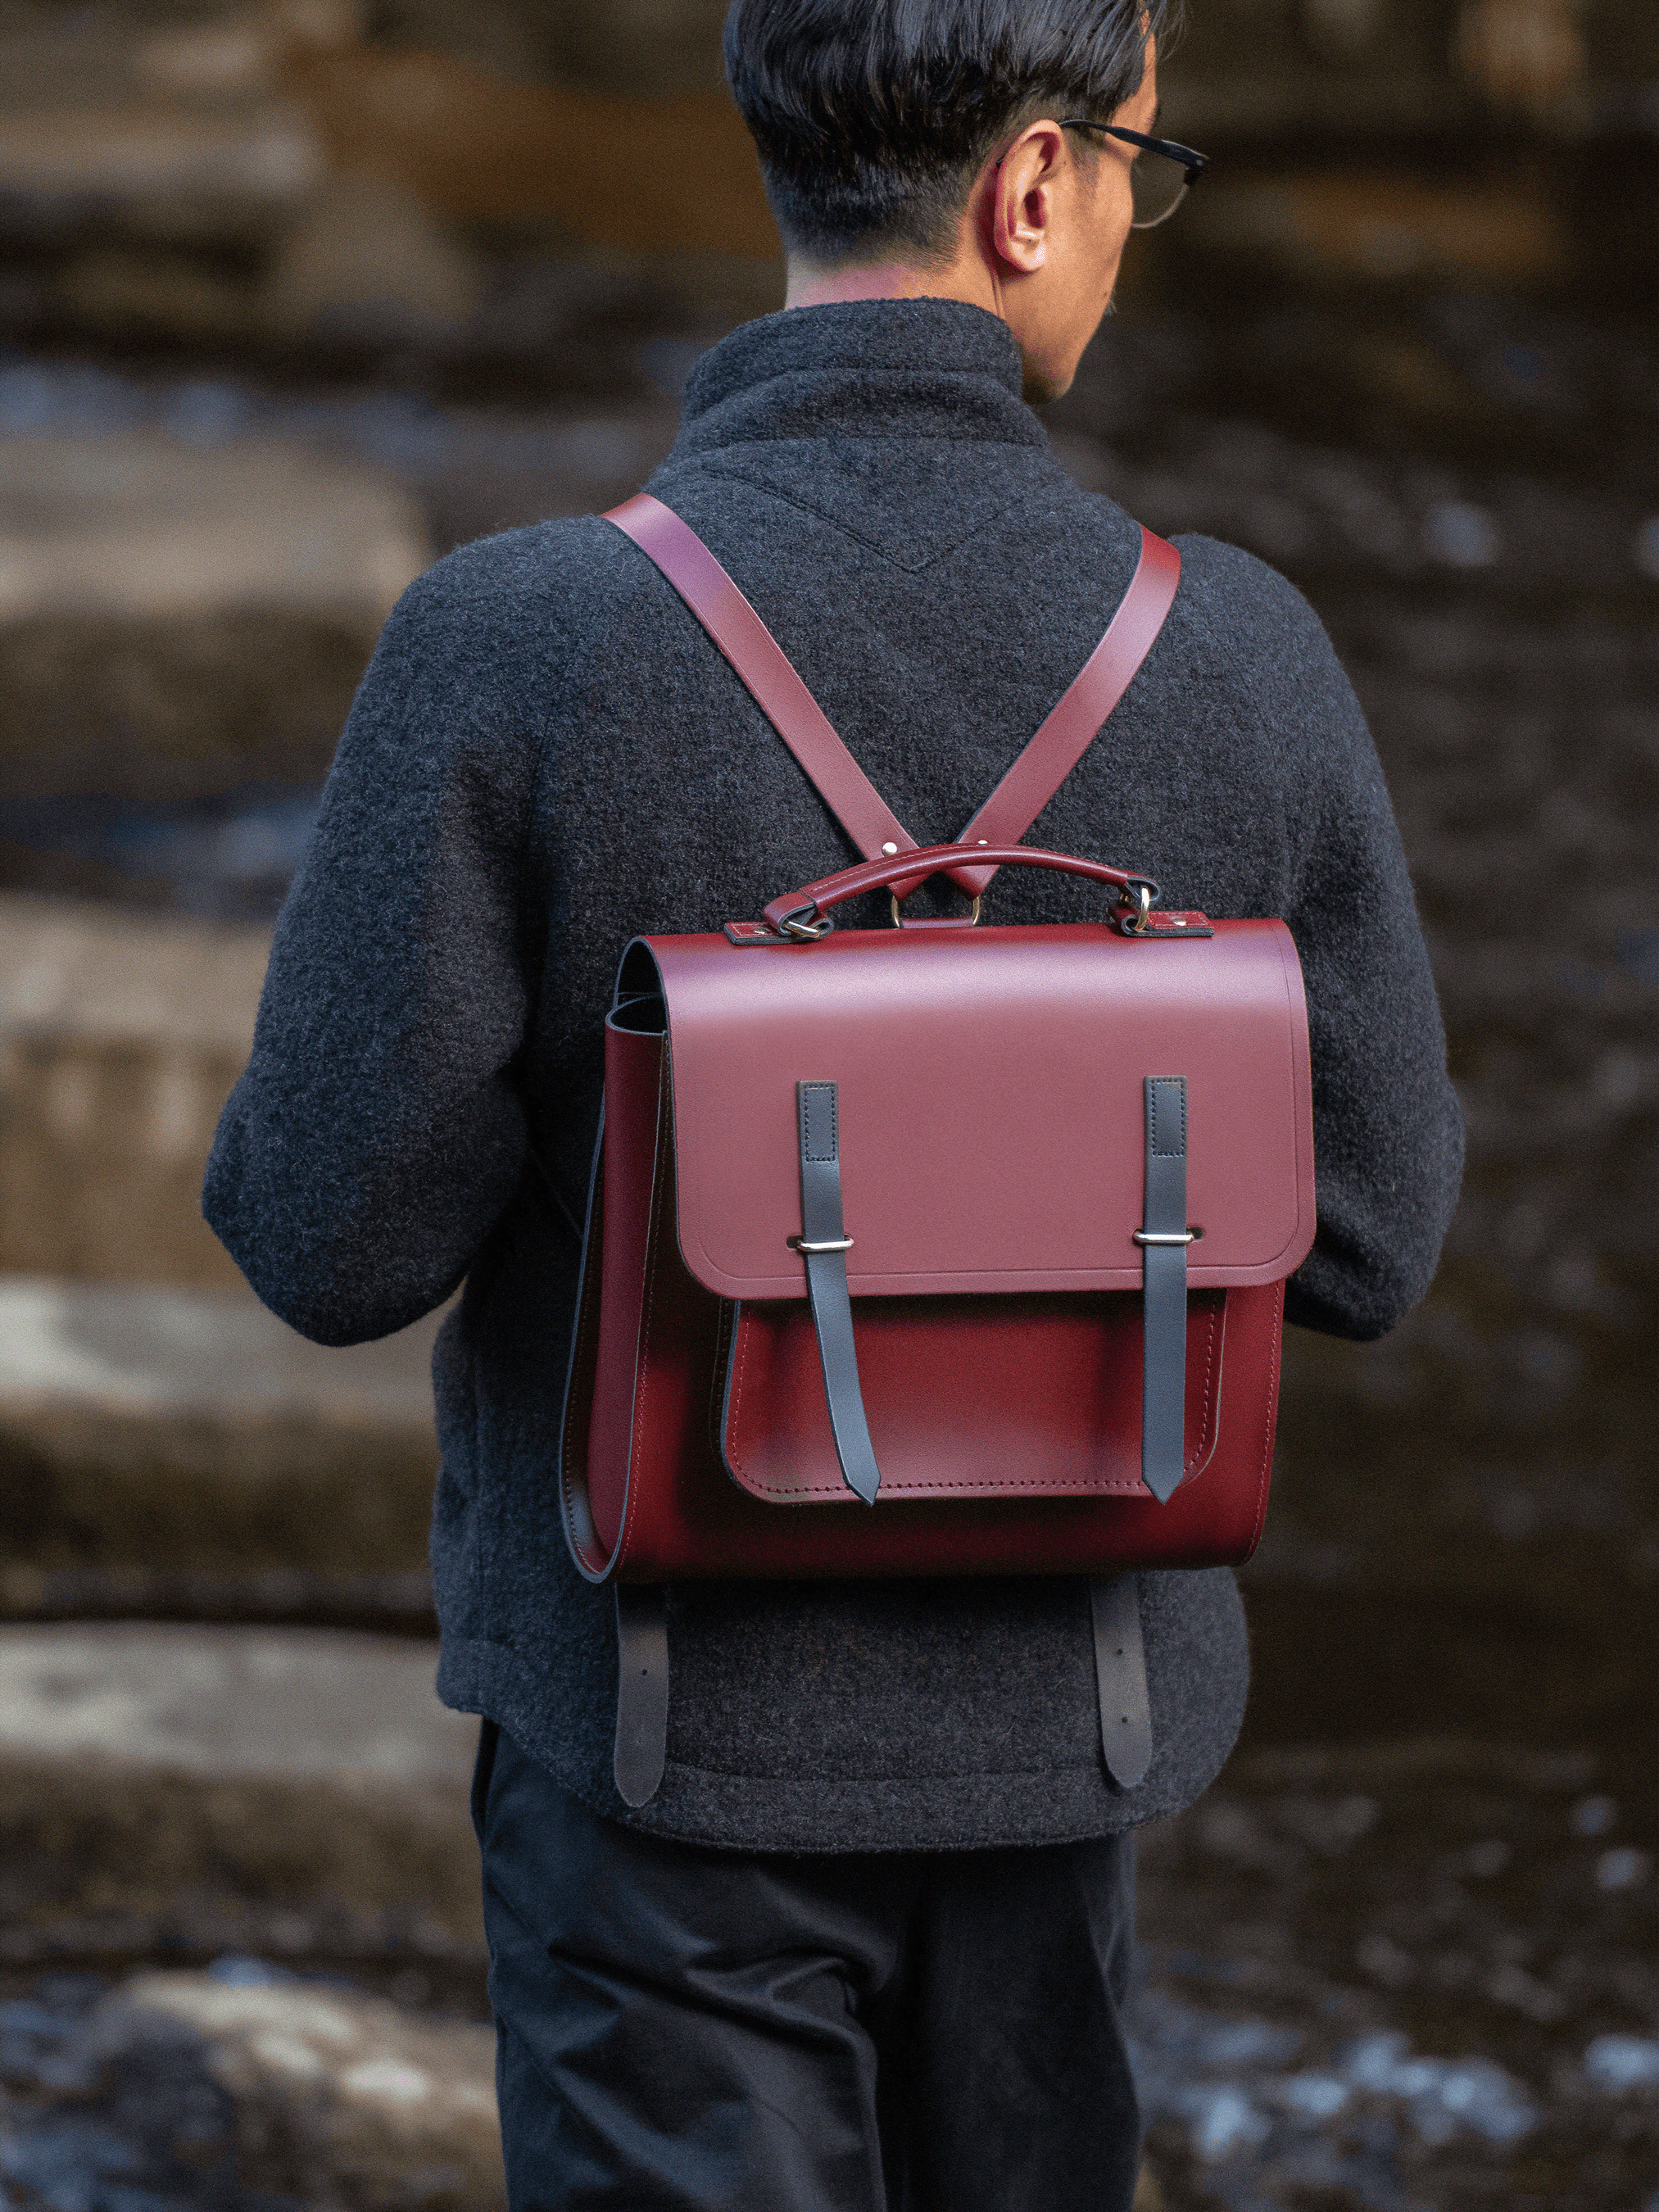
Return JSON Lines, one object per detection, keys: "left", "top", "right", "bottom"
{"left": 723, "top": 0, "right": 1172, "bottom": 261}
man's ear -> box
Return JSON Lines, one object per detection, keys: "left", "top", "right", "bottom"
{"left": 988, "top": 121, "right": 1070, "bottom": 275}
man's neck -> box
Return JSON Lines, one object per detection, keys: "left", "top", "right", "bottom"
{"left": 783, "top": 253, "right": 1001, "bottom": 319}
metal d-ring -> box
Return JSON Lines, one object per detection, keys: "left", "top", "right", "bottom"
{"left": 890, "top": 891, "right": 982, "bottom": 929}
{"left": 1114, "top": 881, "right": 1156, "bottom": 936}
{"left": 779, "top": 906, "right": 832, "bottom": 941}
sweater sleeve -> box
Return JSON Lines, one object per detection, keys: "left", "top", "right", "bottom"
{"left": 202, "top": 540, "right": 551, "bottom": 1346}
{"left": 1253, "top": 569, "right": 1465, "bottom": 1339}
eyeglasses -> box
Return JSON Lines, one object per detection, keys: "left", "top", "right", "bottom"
{"left": 1058, "top": 121, "right": 1209, "bottom": 229}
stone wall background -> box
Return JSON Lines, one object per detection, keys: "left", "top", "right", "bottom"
{"left": 0, "top": 3, "right": 1656, "bottom": 2208}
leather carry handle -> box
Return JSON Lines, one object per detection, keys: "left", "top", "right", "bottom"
{"left": 762, "top": 843, "right": 1158, "bottom": 936}
{"left": 605, "top": 496, "right": 1179, "bottom": 904}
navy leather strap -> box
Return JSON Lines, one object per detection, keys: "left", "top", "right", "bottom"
{"left": 1138, "top": 1076, "right": 1190, "bottom": 1503}
{"left": 1090, "top": 1575, "right": 1153, "bottom": 1788}
{"left": 796, "top": 1081, "right": 882, "bottom": 1504}
{"left": 614, "top": 1584, "right": 669, "bottom": 1807}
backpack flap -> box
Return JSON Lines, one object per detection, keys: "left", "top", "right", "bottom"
{"left": 627, "top": 918, "right": 1314, "bottom": 1299}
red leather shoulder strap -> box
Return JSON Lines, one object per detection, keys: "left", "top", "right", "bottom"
{"left": 605, "top": 494, "right": 978, "bottom": 892}
{"left": 603, "top": 494, "right": 1178, "bottom": 904}
{"left": 943, "top": 527, "right": 1180, "bottom": 900}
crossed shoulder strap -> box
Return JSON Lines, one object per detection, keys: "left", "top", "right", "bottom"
{"left": 604, "top": 492, "right": 1180, "bottom": 904}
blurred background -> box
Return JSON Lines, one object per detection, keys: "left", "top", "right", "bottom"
{"left": 0, "top": 1, "right": 1654, "bottom": 2206}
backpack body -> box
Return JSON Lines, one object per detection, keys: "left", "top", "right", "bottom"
{"left": 561, "top": 904, "right": 1312, "bottom": 1584}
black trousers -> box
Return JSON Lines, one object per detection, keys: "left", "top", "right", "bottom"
{"left": 474, "top": 1723, "right": 1142, "bottom": 2212}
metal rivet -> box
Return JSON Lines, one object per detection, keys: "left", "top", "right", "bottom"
{"left": 1172, "top": 917, "right": 1186, "bottom": 927}
{"left": 881, "top": 841, "right": 899, "bottom": 856}
{"left": 977, "top": 838, "right": 988, "bottom": 845}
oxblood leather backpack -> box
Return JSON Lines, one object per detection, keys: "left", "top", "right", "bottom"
{"left": 560, "top": 495, "right": 1316, "bottom": 1808}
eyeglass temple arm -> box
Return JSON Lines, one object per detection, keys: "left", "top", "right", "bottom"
{"left": 1108, "top": 126, "right": 1208, "bottom": 182}
{"left": 1067, "top": 120, "right": 1209, "bottom": 183}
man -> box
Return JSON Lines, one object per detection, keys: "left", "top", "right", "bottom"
{"left": 206, "top": 0, "right": 1463, "bottom": 2204}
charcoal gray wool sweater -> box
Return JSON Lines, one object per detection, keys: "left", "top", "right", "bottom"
{"left": 205, "top": 298, "right": 1462, "bottom": 1854}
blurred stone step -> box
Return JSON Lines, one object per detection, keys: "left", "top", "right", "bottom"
{"left": 0, "top": 1622, "right": 481, "bottom": 1966}
{"left": 359, "top": 0, "right": 1647, "bottom": 138}
{"left": 98, "top": 1966, "right": 503, "bottom": 2210}
{"left": 0, "top": 5, "right": 330, "bottom": 238}
{"left": 0, "top": 895, "right": 266, "bottom": 1286}
{"left": 0, "top": 1564, "right": 438, "bottom": 1631}
{"left": 0, "top": 2, "right": 497, "bottom": 351}
{"left": 0, "top": 436, "right": 428, "bottom": 785}
{"left": 0, "top": 100, "right": 326, "bottom": 244}
{"left": 0, "top": 1276, "right": 442, "bottom": 1583}
{"left": 2, "top": 1956, "right": 503, "bottom": 2211}
{"left": 0, "top": 434, "right": 426, "bottom": 624}
{"left": 0, "top": 0, "right": 773, "bottom": 342}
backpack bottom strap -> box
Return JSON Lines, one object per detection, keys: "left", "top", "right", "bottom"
{"left": 614, "top": 1584, "right": 670, "bottom": 1808}
{"left": 614, "top": 1577, "right": 1153, "bottom": 1810}
{"left": 1090, "top": 1574, "right": 1153, "bottom": 1789}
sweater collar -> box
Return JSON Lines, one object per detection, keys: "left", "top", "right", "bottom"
{"left": 673, "top": 297, "right": 1046, "bottom": 455}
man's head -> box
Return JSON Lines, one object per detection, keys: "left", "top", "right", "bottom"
{"left": 724, "top": 0, "right": 1172, "bottom": 399}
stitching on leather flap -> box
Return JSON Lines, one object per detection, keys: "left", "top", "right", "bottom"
{"left": 800, "top": 1081, "right": 838, "bottom": 1163}
{"left": 1148, "top": 1076, "right": 1186, "bottom": 1157}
